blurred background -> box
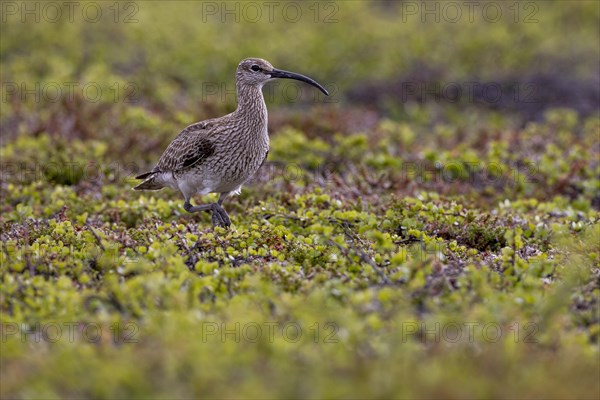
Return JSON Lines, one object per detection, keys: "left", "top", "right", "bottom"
{"left": 2, "top": 1, "right": 599, "bottom": 204}
{"left": 2, "top": 1, "right": 598, "bottom": 164}
{"left": 1, "top": 1, "right": 599, "bottom": 398}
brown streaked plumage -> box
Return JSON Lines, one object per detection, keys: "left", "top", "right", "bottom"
{"left": 134, "top": 58, "right": 329, "bottom": 227}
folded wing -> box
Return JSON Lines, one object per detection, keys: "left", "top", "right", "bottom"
{"left": 134, "top": 122, "right": 216, "bottom": 190}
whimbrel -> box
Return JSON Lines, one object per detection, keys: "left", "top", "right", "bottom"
{"left": 134, "top": 58, "right": 329, "bottom": 227}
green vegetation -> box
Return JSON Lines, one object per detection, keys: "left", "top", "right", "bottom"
{"left": 1, "top": 1, "right": 599, "bottom": 399}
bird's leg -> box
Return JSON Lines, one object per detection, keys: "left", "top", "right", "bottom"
{"left": 183, "top": 200, "right": 213, "bottom": 213}
{"left": 214, "top": 194, "right": 231, "bottom": 227}
{"left": 184, "top": 199, "right": 231, "bottom": 228}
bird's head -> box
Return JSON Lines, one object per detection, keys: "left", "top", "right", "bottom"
{"left": 236, "top": 58, "right": 329, "bottom": 96}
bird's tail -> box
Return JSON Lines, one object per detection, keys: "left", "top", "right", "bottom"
{"left": 133, "top": 172, "right": 164, "bottom": 191}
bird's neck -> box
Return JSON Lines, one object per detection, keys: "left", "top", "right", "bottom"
{"left": 234, "top": 83, "right": 268, "bottom": 124}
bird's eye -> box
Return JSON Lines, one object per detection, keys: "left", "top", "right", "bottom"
{"left": 251, "top": 65, "right": 261, "bottom": 72}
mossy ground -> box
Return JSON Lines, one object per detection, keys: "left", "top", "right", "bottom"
{"left": 1, "top": 2, "right": 599, "bottom": 399}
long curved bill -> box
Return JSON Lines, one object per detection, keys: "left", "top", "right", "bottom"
{"left": 269, "top": 68, "right": 329, "bottom": 96}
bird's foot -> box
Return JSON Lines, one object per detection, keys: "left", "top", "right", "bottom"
{"left": 183, "top": 200, "right": 231, "bottom": 228}
{"left": 211, "top": 204, "right": 231, "bottom": 228}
